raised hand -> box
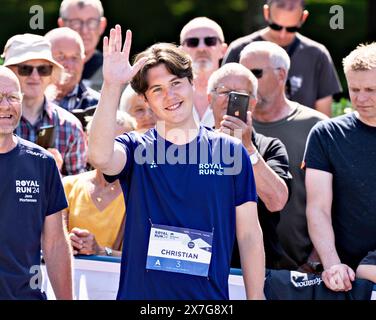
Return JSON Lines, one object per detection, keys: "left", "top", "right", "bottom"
{"left": 102, "top": 25, "right": 147, "bottom": 85}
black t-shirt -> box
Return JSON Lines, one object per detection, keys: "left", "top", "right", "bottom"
{"left": 0, "top": 137, "right": 67, "bottom": 299}
{"left": 231, "top": 130, "right": 292, "bottom": 269}
{"left": 303, "top": 113, "right": 376, "bottom": 269}
{"left": 222, "top": 31, "right": 342, "bottom": 108}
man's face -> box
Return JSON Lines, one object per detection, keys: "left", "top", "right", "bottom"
{"left": 209, "top": 74, "right": 254, "bottom": 129}
{"left": 181, "top": 27, "right": 227, "bottom": 75}
{"left": 0, "top": 73, "right": 22, "bottom": 135}
{"left": 240, "top": 53, "right": 280, "bottom": 109}
{"left": 346, "top": 68, "right": 376, "bottom": 125}
{"left": 127, "top": 94, "right": 157, "bottom": 131}
{"left": 50, "top": 36, "right": 85, "bottom": 91}
{"left": 9, "top": 59, "right": 53, "bottom": 102}
{"left": 264, "top": 4, "right": 305, "bottom": 47}
{"left": 144, "top": 64, "right": 193, "bottom": 126}
{"left": 60, "top": 4, "right": 106, "bottom": 55}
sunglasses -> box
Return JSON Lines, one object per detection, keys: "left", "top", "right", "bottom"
{"left": 17, "top": 64, "right": 53, "bottom": 77}
{"left": 183, "top": 36, "right": 221, "bottom": 48}
{"left": 250, "top": 69, "right": 264, "bottom": 79}
{"left": 269, "top": 22, "right": 301, "bottom": 33}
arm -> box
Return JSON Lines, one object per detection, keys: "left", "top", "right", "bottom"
{"left": 306, "top": 168, "right": 355, "bottom": 291}
{"left": 236, "top": 201, "right": 265, "bottom": 300}
{"left": 42, "top": 211, "right": 73, "bottom": 300}
{"left": 221, "top": 112, "right": 288, "bottom": 212}
{"left": 88, "top": 25, "right": 146, "bottom": 175}
{"left": 314, "top": 95, "right": 332, "bottom": 117}
{"left": 356, "top": 265, "right": 376, "bottom": 283}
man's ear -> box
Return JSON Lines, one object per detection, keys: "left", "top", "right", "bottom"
{"left": 57, "top": 17, "right": 65, "bottom": 27}
{"left": 263, "top": 4, "right": 270, "bottom": 21}
{"left": 207, "top": 92, "right": 213, "bottom": 105}
{"left": 249, "top": 95, "right": 257, "bottom": 108}
{"left": 301, "top": 10, "right": 309, "bottom": 24}
{"left": 99, "top": 17, "right": 107, "bottom": 35}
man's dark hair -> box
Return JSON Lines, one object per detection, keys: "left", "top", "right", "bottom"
{"left": 131, "top": 43, "right": 193, "bottom": 95}
{"left": 266, "top": 0, "right": 305, "bottom": 10}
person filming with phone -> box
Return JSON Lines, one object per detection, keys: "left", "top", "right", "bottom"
{"left": 208, "top": 62, "right": 291, "bottom": 269}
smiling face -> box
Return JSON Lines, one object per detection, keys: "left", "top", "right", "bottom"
{"left": 346, "top": 68, "right": 376, "bottom": 126}
{"left": 8, "top": 59, "right": 53, "bottom": 103}
{"left": 0, "top": 69, "right": 22, "bottom": 136}
{"left": 144, "top": 63, "right": 194, "bottom": 129}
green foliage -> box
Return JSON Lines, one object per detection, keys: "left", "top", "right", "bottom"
{"left": 331, "top": 98, "right": 353, "bottom": 117}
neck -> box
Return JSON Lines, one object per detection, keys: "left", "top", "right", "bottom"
{"left": 253, "top": 95, "right": 294, "bottom": 122}
{"left": 355, "top": 111, "right": 376, "bottom": 127}
{"left": 56, "top": 83, "right": 76, "bottom": 101}
{"left": 22, "top": 97, "right": 45, "bottom": 125}
{"left": 84, "top": 49, "right": 95, "bottom": 63}
{"left": 0, "top": 134, "right": 17, "bottom": 153}
{"left": 94, "top": 169, "right": 112, "bottom": 187}
{"left": 156, "top": 116, "right": 199, "bottom": 145}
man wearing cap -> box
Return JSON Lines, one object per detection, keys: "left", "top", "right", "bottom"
{"left": 0, "top": 66, "right": 73, "bottom": 299}
{"left": 222, "top": 0, "right": 342, "bottom": 117}
{"left": 2, "top": 33, "right": 87, "bottom": 176}
{"left": 45, "top": 27, "right": 100, "bottom": 112}
{"left": 180, "top": 17, "right": 228, "bottom": 128}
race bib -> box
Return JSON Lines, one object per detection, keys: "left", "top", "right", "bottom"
{"left": 146, "top": 224, "right": 213, "bottom": 277}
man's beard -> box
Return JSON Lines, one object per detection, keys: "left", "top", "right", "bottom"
{"left": 192, "top": 59, "right": 214, "bottom": 75}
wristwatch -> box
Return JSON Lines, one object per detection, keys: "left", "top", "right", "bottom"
{"left": 249, "top": 150, "right": 260, "bottom": 165}
{"left": 104, "top": 247, "right": 113, "bottom": 256}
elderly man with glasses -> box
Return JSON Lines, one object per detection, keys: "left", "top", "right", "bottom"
{"left": 239, "top": 40, "right": 328, "bottom": 272}
{"left": 2, "top": 33, "right": 87, "bottom": 176}
{"left": 0, "top": 66, "right": 73, "bottom": 300}
{"left": 58, "top": 0, "right": 107, "bottom": 91}
{"left": 223, "top": 0, "right": 342, "bottom": 117}
{"left": 180, "top": 17, "right": 228, "bottom": 128}
{"left": 208, "top": 62, "right": 292, "bottom": 270}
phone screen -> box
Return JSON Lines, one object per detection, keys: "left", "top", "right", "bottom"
{"left": 226, "top": 91, "right": 249, "bottom": 123}
{"left": 36, "top": 125, "right": 55, "bottom": 149}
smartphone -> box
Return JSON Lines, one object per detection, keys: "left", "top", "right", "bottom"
{"left": 36, "top": 125, "right": 56, "bottom": 149}
{"left": 226, "top": 91, "right": 249, "bottom": 123}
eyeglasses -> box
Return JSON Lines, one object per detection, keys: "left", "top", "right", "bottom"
{"left": 63, "top": 18, "right": 101, "bottom": 30}
{"left": 17, "top": 64, "right": 53, "bottom": 77}
{"left": 269, "top": 22, "right": 300, "bottom": 33}
{"left": 250, "top": 67, "right": 281, "bottom": 79}
{"left": 0, "top": 92, "right": 23, "bottom": 104}
{"left": 182, "top": 37, "right": 221, "bottom": 48}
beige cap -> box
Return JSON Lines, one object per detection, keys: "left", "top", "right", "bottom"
{"left": 2, "top": 34, "right": 63, "bottom": 72}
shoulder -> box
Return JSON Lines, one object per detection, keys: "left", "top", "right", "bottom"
{"left": 310, "top": 113, "right": 356, "bottom": 134}
{"left": 295, "top": 104, "right": 329, "bottom": 122}
{"left": 228, "top": 30, "right": 262, "bottom": 51}
{"left": 49, "top": 101, "right": 84, "bottom": 130}
{"left": 16, "top": 136, "right": 56, "bottom": 164}
{"left": 81, "top": 81, "right": 100, "bottom": 100}
{"left": 62, "top": 170, "right": 90, "bottom": 186}
{"left": 296, "top": 34, "right": 332, "bottom": 57}
{"left": 255, "top": 131, "right": 286, "bottom": 151}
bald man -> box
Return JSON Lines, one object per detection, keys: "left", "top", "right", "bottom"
{"left": 0, "top": 66, "right": 73, "bottom": 300}
{"left": 180, "top": 17, "right": 228, "bottom": 128}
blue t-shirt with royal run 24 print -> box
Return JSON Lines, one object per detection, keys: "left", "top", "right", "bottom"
{"left": 105, "top": 126, "right": 257, "bottom": 300}
{"left": 0, "top": 137, "right": 67, "bottom": 300}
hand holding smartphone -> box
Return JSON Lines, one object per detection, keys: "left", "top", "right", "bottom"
{"left": 226, "top": 91, "right": 250, "bottom": 123}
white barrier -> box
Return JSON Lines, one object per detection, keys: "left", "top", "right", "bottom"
{"left": 42, "top": 256, "right": 374, "bottom": 300}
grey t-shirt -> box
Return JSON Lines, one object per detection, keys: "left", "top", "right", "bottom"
{"left": 253, "top": 103, "right": 327, "bottom": 268}
{"left": 223, "top": 30, "right": 342, "bottom": 109}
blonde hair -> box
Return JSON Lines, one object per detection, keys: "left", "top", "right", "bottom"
{"left": 342, "top": 42, "right": 376, "bottom": 74}
{"left": 86, "top": 110, "right": 136, "bottom": 134}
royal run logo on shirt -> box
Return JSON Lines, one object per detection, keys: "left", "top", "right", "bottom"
{"left": 198, "top": 163, "right": 224, "bottom": 176}
{"left": 15, "top": 179, "right": 40, "bottom": 203}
